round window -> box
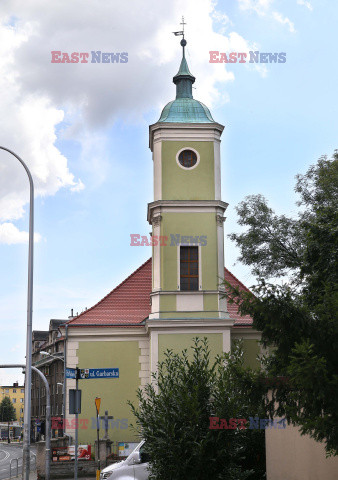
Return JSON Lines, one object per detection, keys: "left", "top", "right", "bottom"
{"left": 178, "top": 149, "right": 198, "bottom": 168}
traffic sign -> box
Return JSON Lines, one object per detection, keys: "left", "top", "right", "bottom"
{"left": 78, "top": 368, "right": 119, "bottom": 379}
{"left": 95, "top": 397, "right": 101, "bottom": 414}
{"left": 65, "top": 368, "right": 77, "bottom": 379}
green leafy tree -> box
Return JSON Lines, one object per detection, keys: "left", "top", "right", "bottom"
{"left": 129, "top": 338, "right": 267, "bottom": 480}
{"left": 226, "top": 152, "right": 338, "bottom": 455}
{"left": 0, "top": 396, "right": 16, "bottom": 443}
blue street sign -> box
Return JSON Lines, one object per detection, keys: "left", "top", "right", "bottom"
{"left": 65, "top": 367, "right": 77, "bottom": 379}
{"left": 79, "top": 368, "right": 119, "bottom": 379}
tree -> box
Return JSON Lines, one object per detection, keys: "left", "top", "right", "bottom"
{"left": 0, "top": 396, "right": 16, "bottom": 443}
{"left": 226, "top": 152, "right": 338, "bottom": 455}
{"left": 129, "top": 338, "right": 267, "bottom": 480}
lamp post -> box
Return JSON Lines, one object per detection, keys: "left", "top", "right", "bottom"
{"left": 40, "top": 352, "right": 66, "bottom": 436}
{"left": 0, "top": 147, "right": 34, "bottom": 480}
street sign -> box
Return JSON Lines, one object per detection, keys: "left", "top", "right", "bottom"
{"left": 95, "top": 397, "right": 101, "bottom": 414}
{"left": 65, "top": 368, "right": 77, "bottom": 379}
{"left": 78, "top": 368, "right": 119, "bottom": 379}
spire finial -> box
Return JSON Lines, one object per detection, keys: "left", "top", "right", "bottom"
{"left": 172, "top": 17, "right": 195, "bottom": 99}
{"left": 173, "top": 17, "right": 187, "bottom": 56}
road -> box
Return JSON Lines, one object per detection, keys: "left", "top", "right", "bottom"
{"left": 0, "top": 444, "right": 36, "bottom": 480}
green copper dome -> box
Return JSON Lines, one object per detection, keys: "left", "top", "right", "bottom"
{"left": 157, "top": 38, "right": 216, "bottom": 124}
{"left": 158, "top": 98, "right": 215, "bottom": 123}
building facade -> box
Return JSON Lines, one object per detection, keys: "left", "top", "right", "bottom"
{"left": 60, "top": 37, "right": 261, "bottom": 447}
{"left": 31, "top": 320, "right": 66, "bottom": 440}
{"left": 0, "top": 382, "right": 25, "bottom": 426}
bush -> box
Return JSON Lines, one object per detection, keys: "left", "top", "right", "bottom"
{"left": 129, "top": 338, "right": 267, "bottom": 480}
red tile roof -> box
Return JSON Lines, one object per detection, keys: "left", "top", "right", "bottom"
{"left": 67, "top": 259, "right": 253, "bottom": 328}
{"left": 224, "top": 267, "right": 254, "bottom": 326}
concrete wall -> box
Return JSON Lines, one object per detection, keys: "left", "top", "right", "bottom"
{"left": 161, "top": 140, "right": 215, "bottom": 200}
{"left": 266, "top": 422, "right": 338, "bottom": 480}
{"left": 158, "top": 332, "right": 223, "bottom": 363}
{"left": 76, "top": 340, "right": 141, "bottom": 445}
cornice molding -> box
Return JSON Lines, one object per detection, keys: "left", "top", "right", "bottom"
{"left": 148, "top": 200, "right": 228, "bottom": 223}
{"left": 146, "top": 318, "right": 234, "bottom": 331}
{"left": 149, "top": 122, "right": 225, "bottom": 151}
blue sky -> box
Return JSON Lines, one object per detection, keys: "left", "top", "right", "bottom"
{"left": 0, "top": 0, "right": 337, "bottom": 385}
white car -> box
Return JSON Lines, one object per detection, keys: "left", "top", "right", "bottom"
{"left": 100, "top": 440, "right": 149, "bottom": 480}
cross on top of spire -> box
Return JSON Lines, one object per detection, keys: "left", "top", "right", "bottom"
{"left": 172, "top": 17, "right": 195, "bottom": 99}
{"left": 180, "top": 16, "right": 186, "bottom": 37}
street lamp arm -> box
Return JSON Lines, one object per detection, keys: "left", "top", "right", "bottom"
{"left": 0, "top": 364, "right": 50, "bottom": 480}
{"left": 0, "top": 146, "right": 34, "bottom": 480}
{"left": 0, "top": 146, "right": 34, "bottom": 189}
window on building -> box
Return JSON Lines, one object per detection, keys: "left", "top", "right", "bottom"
{"left": 20, "top": 408, "right": 23, "bottom": 413}
{"left": 12, "top": 398, "right": 16, "bottom": 403}
{"left": 21, "top": 389, "right": 24, "bottom": 393}
{"left": 13, "top": 389, "right": 16, "bottom": 393}
{"left": 180, "top": 246, "right": 199, "bottom": 291}
{"left": 5, "top": 389, "right": 9, "bottom": 393}
{"left": 20, "top": 398, "right": 24, "bottom": 403}
{"left": 178, "top": 149, "right": 197, "bottom": 168}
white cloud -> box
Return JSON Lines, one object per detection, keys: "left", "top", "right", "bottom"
{"left": 0, "top": 0, "right": 256, "bottom": 122}
{"left": 0, "top": 24, "right": 84, "bottom": 228}
{"left": 238, "top": 0, "right": 296, "bottom": 32}
{"left": 297, "top": 0, "right": 313, "bottom": 11}
{"left": 0, "top": 0, "right": 264, "bottom": 233}
{"left": 212, "top": 10, "right": 233, "bottom": 34}
{"left": 70, "top": 179, "right": 85, "bottom": 193}
{"left": 0, "top": 222, "right": 41, "bottom": 244}
{"left": 272, "top": 11, "right": 295, "bottom": 33}
{"left": 238, "top": 0, "right": 273, "bottom": 15}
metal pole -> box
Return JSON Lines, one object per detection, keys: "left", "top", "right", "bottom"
{"left": 74, "top": 375, "right": 78, "bottom": 480}
{"left": 0, "top": 147, "right": 34, "bottom": 480}
{"left": 0, "top": 365, "right": 50, "bottom": 480}
{"left": 96, "top": 403, "right": 100, "bottom": 480}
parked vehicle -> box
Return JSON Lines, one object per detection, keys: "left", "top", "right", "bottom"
{"left": 100, "top": 440, "right": 149, "bottom": 480}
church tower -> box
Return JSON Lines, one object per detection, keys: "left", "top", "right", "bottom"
{"left": 147, "top": 34, "right": 233, "bottom": 367}
{"left": 61, "top": 29, "right": 260, "bottom": 447}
